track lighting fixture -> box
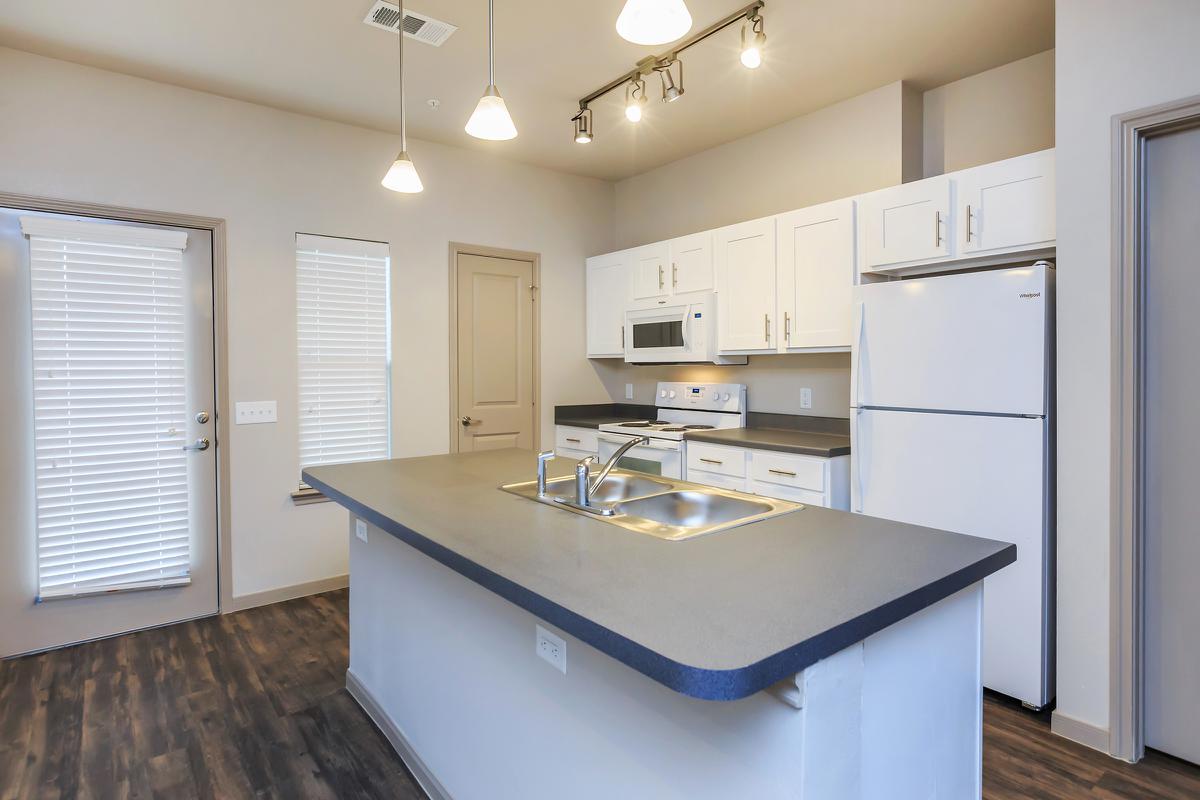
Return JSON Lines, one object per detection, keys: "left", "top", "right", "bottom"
{"left": 573, "top": 2, "right": 764, "bottom": 144}
{"left": 740, "top": 12, "right": 765, "bottom": 69}
{"left": 616, "top": 0, "right": 693, "bottom": 46}
{"left": 624, "top": 78, "right": 648, "bottom": 122}
{"left": 381, "top": 0, "right": 423, "bottom": 192}
{"left": 655, "top": 59, "right": 684, "bottom": 103}
{"left": 572, "top": 108, "right": 594, "bottom": 143}
{"left": 465, "top": 0, "right": 518, "bottom": 140}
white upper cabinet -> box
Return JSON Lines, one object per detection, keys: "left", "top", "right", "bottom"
{"left": 858, "top": 175, "right": 954, "bottom": 274}
{"left": 585, "top": 250, "right": 631, "bottom": 358}
{"left": 776, "top": 199, "right": 856, "bottom": 351}
{"left": 715, "top": 217, "right": 777, "bottom": 353}
{"left": 956, "top": 149, "right": 1055, "bottom": 258}
{"left": 629, "top": 241, "right": 671, "bottom": 303}
{"left": 669, "top": 231, "right": 713, "bottom": 295}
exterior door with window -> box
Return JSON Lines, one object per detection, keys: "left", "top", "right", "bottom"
{"left": 0, "top": 210, "right": 218, "bottom": 657}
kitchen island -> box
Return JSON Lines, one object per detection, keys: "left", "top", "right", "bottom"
{"left": 304, "top": 449, "right": 1015, "bottom": 800}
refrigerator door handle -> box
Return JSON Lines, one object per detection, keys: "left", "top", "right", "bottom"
{"left": 853, "top": 408, "right": 865, "bottom": 513}
{"left": 851, "top": 301, "right": 865, "bottom": 407}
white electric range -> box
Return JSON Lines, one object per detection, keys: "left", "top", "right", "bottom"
{"left": 596, "top": 382, "right": 747, "bottom": 479}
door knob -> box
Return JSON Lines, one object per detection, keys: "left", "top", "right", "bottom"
{"left": 460, "top": 416, "right": 480, "bottom": 427}
{"left": 183, "top": 437, "right": 211, "bottom": 452}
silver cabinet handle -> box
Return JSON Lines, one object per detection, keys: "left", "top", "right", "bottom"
{"left": 658, "top": 265, "right": 664, "bottom": 291}
{"left": 965, "top": 204, "right": 973, "bottom": 244}
{"left": 784, "top": 312, "right": 791, "bottom": 343}
{"left": 764, "top": 313, "right": 771, "bottom": 343}
{"left": 621, "top": 325, "right": 625, "bottom": 348}
{"left": 768, "top": 468, "right": 797, "bottom": 477}
{"left": 565, "top": 437, "right": 581, "bottom": 444}
{"left": 699, "top": 457, "right": 723, "bottom": 465}
{"left": 460, "top": 416, "right": 480, "bottom": 427}
{"left": 183, "top": 437, "right": 210, "bottom": 452}
{"left": 672, "top": 262, "right": 678, "bottom": 288}
{"left": 935, "top": 210, "right": 942, "bottom": 247}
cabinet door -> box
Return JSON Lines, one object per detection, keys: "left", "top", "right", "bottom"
{"left": 585, "top": 251, "right": 630, "bottom": 358}
{"left": 777, "top": 199, "right": 855, "bottom": 351}
{"left": 669, "top": 231, "right": 713, "bottom": 295}
{"left": 629, "top": 242, "right": 670, "bottom": 302}
{"left": 715, "top": 217, "right": 777, "bottom": 352}
{"left": 957, "top": 149, "right": 1055, "bottom": 257}
{"left": 858, "top": 175, "right": 953, "bottom": 273}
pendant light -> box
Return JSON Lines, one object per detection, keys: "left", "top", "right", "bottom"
{"left": 616, "top": 0, "right": 693, "bottom": 46}
{"left": 381, "top": 0, "right": 423, "bottom": 193}
{"left": 465, "top": 0, "right": 518, "bottom": 140}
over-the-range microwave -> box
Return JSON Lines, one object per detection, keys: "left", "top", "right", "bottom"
{"left": 623, "top": 294, "right": 747, "bottom": 364}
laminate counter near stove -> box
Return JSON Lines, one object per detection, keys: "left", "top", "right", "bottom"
{"left": 306, "top": 449, "right": 1014, "bottom": 800}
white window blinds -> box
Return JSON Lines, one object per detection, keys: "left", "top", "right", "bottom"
{"left": 21, "top": 216, "right": 192, "bottom": 601}
{"left": 296, "top": 233, "right": 391, "bottom": 473}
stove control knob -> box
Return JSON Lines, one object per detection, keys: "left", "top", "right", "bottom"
{"left": 722, "top": 392, "right": 731, "bottom": 401}
{"left": 660, "top": 389, "right": 667, "bottom": 398}
{"left": 668, "top": 390, "right": 676, "bottom": 399}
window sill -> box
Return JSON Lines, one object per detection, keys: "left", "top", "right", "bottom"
{"left": 290, "top": 486, "right": 331, "bottom": 505}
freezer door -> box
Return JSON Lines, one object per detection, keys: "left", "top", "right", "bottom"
{"left": 852, "top": 264, "right": 1050, "bottom": 415}
{"left": 852, "top": 409, "right": 1050, "bottom": 706}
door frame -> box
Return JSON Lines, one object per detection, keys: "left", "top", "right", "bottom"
{"left": 447, "top": 242, "right": 541, "bottom": 453}
{"left": 0, "top": 190, "right": 234, "bottom": 616}
{"left": 1110, "top": 94, "right": 1200, "bottom": 762}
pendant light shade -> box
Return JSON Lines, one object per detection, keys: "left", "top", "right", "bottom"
{"left": 466, "top": 0, "right": 518, "bottom": 140}
{"left": 381, "top": 151, "right": 424, "bottom": 193}
{"left": 616, "top": 0, "right": 692, "bottom": 46}
{"left": 466, "top": 85, "right": 518, "bottom": 140}
{"left": 382, "top": 1, "right": 423, "bottom": 193}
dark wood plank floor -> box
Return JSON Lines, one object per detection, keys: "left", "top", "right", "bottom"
{"left": 3, "top": 590, "right": 1199, "bottom": 799}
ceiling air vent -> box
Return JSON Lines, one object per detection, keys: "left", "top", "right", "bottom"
{"left": 363, "top": 2, "right": 457, "bottom": 47}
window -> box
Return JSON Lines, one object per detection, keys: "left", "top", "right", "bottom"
{"left": 296, "top": 234, "right": 391, "bottom": 483}
{"left": 22, "top": 215, "right": 192, "bottom": 600}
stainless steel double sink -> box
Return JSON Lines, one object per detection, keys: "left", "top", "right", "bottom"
{"left": 500, "top": 470, "right": 803, "bottom": 541}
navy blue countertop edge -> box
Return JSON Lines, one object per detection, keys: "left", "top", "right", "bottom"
{"left": 303, "top": 469, "right": 1015, "bottom": 702}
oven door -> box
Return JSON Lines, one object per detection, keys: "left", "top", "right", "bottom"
{"left": 597, "top": 433, "right": 683, "bottom": 479}
{"left": 624, "top": 304, "right": 697, "bottom": 363}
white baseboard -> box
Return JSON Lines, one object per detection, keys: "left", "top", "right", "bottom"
{"left": 346, "top": 669, "right": 449, "bottom": 800}
{"left": 224, "top": 574, "right": 348, "bottom": 613}
{"left": 1051, "top": 710, "right": 1110, "bottom": 754}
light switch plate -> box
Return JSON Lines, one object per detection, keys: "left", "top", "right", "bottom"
{"left": 625, "top": 383, "right": 634, "bottom": 400}
{"left": 800, "top": 388, "right": 813, "bottom": 410}
{"left": 355, "top": 519, "right": 368, "bottom": 543}
{"left": 235, "top": 400, "right": 277, "bottom": 425}
{"left": 536, "top": 624, "right": 566, "bottom": 674}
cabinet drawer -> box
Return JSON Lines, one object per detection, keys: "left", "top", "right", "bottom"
{"left": 555, "top": 426, "right": 598, "bottom": 454}
{"left": 685, "top": 442, "right": 746, "bottom": 477}
{"left": 748, "top": 479, "right": 828, "bottom": 507}
{"left": 749, "top": 450, "right": 826, "bottom": 492}
{"left": 685, "top": 468, "right": 747, "bottom": 493}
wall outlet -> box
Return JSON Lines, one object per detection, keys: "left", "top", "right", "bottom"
{"left": 536, "top": 624, "right": 566, "bottom": 674}
{"left": 235, "top": 400, "right": 277, "bottom": 425}
{"left": 800, "top": 388, "right": 813, "bottom": 410}
{"left": 355, "top": 518, "right": 368, "bottom": 543}
{"left": 625, "top": 383, "right": 634, "bottom": 400}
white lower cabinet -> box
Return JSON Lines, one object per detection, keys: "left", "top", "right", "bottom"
{"left": 685, "top": 441, "right": 850, "bottom": 510}
{"left": 555, "top": 425, "right": 598, "bottom": 458}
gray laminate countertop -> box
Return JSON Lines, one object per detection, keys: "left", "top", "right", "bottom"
{"left": 683, "top": 427, "right": 852, "bottom": 457}
{"left": 304, "top": 449, "right": 1013, "bottom": 701}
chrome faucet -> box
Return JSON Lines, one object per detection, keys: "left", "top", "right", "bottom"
{"left": 575, "top": 436, "right": 649, "bottom": 509}
{"left": 536, "top": 450, "right": 555, "bottom": 496}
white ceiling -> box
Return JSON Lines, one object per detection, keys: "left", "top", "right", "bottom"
{"left": 0, "top": 1, "right": 1054, "bottom": 181}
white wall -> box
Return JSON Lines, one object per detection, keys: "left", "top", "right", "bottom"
{"left": 923, "top": 49, "right": 1055, "bottom": 177}
{"left": 0, "top": 47, "right": 614, "bottom": 601}
{"left": 1054, "top": 0, "right": 1200, "bottom": 743}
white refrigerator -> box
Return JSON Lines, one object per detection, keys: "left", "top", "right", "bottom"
{"left": 850, "top": 263, "right": 1054, "bottom": 709}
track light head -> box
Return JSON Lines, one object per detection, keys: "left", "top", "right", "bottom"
{"left": 573, "top": 108, "right": 594, "bottom": 144}
{"left": 655, "top": 59, "right": 684, "bottom": 103}
{"left": 624, "top": 78, "right": 648, "bottom": 123}
{"left": 740, "top": 13, "right": 766, "bottom": 69}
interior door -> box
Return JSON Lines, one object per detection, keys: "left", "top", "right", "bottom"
{"left": 853, "top": 408, "right": 1050, "bottom": 707}
{"left": 455, "top": 251, "right": 535, "bottom": 452}
{"left": 0, "top": 208, "right": 218, "bottom": 658}
{"left": 777, "top": 199, "right": 856, "bottom": 351}
{"left": 1144, "top": 123, "right": 1200, "bottom": 765}
{"left": 714, "top": 217, "right": 776, "bottom": 353}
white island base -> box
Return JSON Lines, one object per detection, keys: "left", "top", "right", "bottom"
{"left": 346, "top": 517, "right": 985, "bottom": 800}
